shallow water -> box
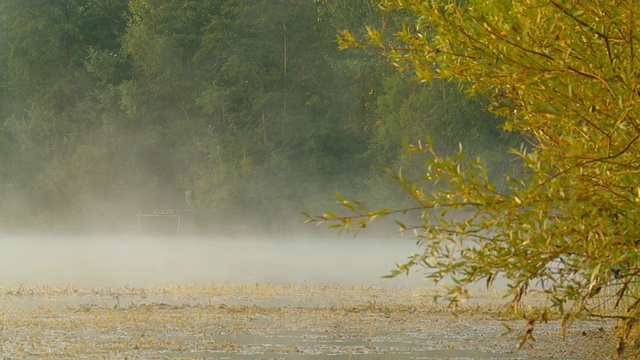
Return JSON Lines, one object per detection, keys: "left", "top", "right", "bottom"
{"left": 0, "top": 286, "right": 614, "bottom": 360}
{"left": 0, "top": 235, "right": 615, "bottom": 359}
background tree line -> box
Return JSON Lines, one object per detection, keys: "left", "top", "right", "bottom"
{"left": 0, "top": 0, "right": 519, "bottom": 234}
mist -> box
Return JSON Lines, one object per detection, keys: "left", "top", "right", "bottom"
{"left": 0, "top": 234, "right": 427, "bottom": 288}
{"left": 0, "top": 0, "right": 518, "bottom": 293}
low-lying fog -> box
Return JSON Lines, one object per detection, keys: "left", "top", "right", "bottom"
{"left": 0, "top": 234, "right": 428, "bottom": 288}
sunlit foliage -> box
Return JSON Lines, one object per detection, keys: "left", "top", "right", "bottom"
{"left": 310, "top": 0, "right": 640, "bottom": 355}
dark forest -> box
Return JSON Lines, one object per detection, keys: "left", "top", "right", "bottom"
{"left": 0, "top": 0, "right": 518, "bottom": 234}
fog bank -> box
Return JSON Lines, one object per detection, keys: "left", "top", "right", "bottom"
{"left": 0, "top": 235, "right": 428, "bottom": 288}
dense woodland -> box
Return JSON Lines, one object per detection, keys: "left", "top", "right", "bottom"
{"left": 0, "top": 0, "right": 520, "bottom": 234}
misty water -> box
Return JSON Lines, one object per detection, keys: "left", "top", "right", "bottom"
{"left": 0, "top": 234, "right": 425, "bottom": 287}
{"left": 0, "top": 234, "right": 614, "bottom": 359}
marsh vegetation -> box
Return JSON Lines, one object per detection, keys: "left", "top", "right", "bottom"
{"left": 0, "top": 283, "right": 614, "bottom": 359}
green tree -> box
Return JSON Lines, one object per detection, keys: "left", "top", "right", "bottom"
{"left": 118, "top": 0, "right": 214, "bottom": 210}
{"left": 190, "top": 0, "right": 388, "bottom": 227}
{"left": 352, "top": 73, "right": 521, "bottom": 216}
{"left": 0, "top": 0, "right": 523, "bottom": 234}
{"left": 0, "top": 0, "right": 131, "bottom": 227}
{"left": 369, "top": 74, "right": 520, "bottom": 184}
{"left": 115, "top": 0, "right": 379, "bottom": 229}
{"left": 311, "top": 1, "right": 640, "bottom": 355}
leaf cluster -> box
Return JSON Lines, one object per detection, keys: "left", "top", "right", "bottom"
{"left": 319, "top": 0, "right": 640, "bottom": 355}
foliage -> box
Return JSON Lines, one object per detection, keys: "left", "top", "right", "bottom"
{"left": 311, "top": 0, "right": 640, "bottom": 355}
{"left": 0, "top": 0, "right": 516, "bottom": 235}
{"left": 368, "top": 74, "right": 520, "bottom": 188}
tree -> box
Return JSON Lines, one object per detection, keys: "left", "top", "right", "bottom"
{"left": 310, "top": 1, "right": 640, "bottom": 356}
{"left": 190, "top": 0, "right": 395, "bottom": 227}
{"left": 0, "top": 0, "right": 132, "bottom": 227}
{"left": 0, "top": 0, "right": 524, "bottom": 233}
{"left": 367, "top": 74, "right": 520, "bottom": 187}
